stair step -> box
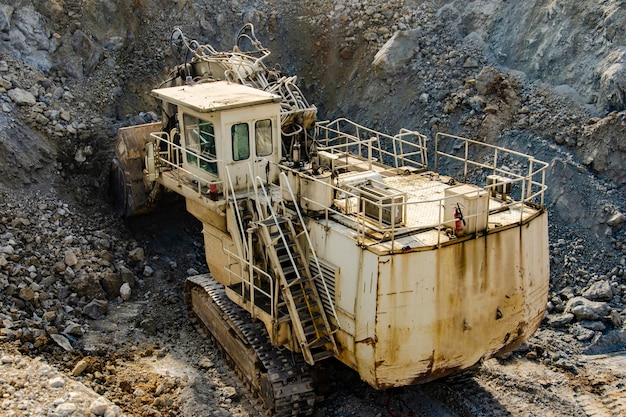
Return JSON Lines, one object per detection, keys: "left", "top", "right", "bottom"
{"left": 276, "top": 300, "right": 313, "bottom": 315}
{"left": 309, "top": 335, "right": 331, "bottom": 348}
{"left": 303, "top": 324, "right": 320, "bottom": 338}
{"left": 270, "top": 230, "right": 292, "bottom": 240}
{"left": 255, "top": 213, "right": 339, "bottom": 366}
{"left": 311, "top": 350, "right": 335, "bottom": 362}
{"left": 260, "top": 217, "right": 288, "bottom": 226}
{"left": 300, "top": 311, "right": 322, "bottom": 323}
{"left": 278, "top": 252, "right": 300, "bottom": 264}
{"left": 289, "top": 286, "right": 314, "bottom": 299}
{"left": 275, "top": 241, "right": 296, "bottom": 253}
{"left": 277, "top": 297, "right": 315, "bottom": 315}
{"left": 282, "top": 264, "right": 305, "bottom": 276}
{"left": 296, "top": 309, "right": 315, "bottom": 321}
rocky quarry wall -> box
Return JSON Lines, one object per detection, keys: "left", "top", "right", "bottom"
{"left": 1, "top": 0, "right": 624, "bottom": 202}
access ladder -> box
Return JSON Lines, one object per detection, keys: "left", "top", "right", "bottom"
{"left": 257, "top": 215, "right": 338, "bottom": 365}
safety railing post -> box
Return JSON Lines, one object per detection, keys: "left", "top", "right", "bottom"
{"left": 527, "top": 159, "right": 534, "bottom": 200}
{"left": 463, "top": 140, "right": 469, "bottom": 183}
{"left": 434, "top": 133, "right": 439, "bottom": 173}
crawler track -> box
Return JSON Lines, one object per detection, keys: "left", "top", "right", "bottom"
{"left": 184, "top": 274, "right": 316, "bottom": 417}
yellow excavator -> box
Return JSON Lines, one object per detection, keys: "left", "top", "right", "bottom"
{"left": 110, "top": 25, "right": 550, "bottom": 416}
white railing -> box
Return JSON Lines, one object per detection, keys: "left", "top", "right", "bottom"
{"left": 222, "top": 240, "right": 275, "bottom": 319}
{"left": 150, "top": 118, "right": 548, "bottom": 253}
{"left": 434, "top": 132, "right": 549, "bottom": 209}
{"left": 277, "top": 121, "right": 548, "bottom": 249}
{"left": 276, "top": 172, "right": 340, "bottom": 327}
{"left": 315, "top": 118, "right": 428, "bottom": 172}
{"left": 150, "top": 131, "right": 226, "bottom": 200}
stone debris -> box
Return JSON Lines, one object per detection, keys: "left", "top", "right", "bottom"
{"left": 0, "top": 191, "right": 139, "bottom": 353}
{"left": 0, "top": 351, "right": 121, "bottom": 417}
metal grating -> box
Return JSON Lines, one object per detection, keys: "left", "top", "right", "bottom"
{"left": 309, "top": 257, "right": 338, "bottom": 328}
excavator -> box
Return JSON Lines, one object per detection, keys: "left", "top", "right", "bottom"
{"left": 110, "top": 25, "right": 550, "bottom": 416}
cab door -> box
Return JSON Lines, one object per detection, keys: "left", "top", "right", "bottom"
{"left": 184, "top": 114, "right": 218, "bottom": 176}
{"left": 226, "top": 115, "right": 280, "bottom": 191}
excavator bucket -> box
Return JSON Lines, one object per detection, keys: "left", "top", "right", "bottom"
{"left": 110, "top": 122, "right": 162, "bottom": 217}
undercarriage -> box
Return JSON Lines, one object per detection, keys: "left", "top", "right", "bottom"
{"left": 184, "top": 274, "right": 316, "bottom": 416}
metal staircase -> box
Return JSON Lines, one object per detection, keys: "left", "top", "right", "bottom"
{"left": 256, "top": 215, "right": 338, "bottom": 365}
{"left": 220, "top": 166, "right": 339, "bottom": 366}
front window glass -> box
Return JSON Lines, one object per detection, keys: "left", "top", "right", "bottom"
{"left": 255, "top": 119, "right": 272, "bottom": 157}
{"left": 184, "top": 114, "right": 217, "bottom": 175}
{"left": 232, "top": 123, "right": 250, "bottom": 161}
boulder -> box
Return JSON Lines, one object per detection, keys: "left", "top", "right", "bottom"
{"left": 607, "top": 211, "right": 626, "bottom": 227}
{"left": 83, "top": 299, "right": 108, "bottom": 320}
{"left": 547, "top": 313, "right": 574, "bottom": 328}
{"left": 582, "top": 280, "right": 613, "bottom": 302}
{"left": 129, "top": 247, "right": 145, "bottom": 263}
{"left": 570, "top": 323, "right": 596, "bottom": 341}
{"left": 70, "top": 273, "right": 106, "bottom": 300}
{"left": 120, "top": 283, "right": 131, "bottom": 301}
{"left": 100, "top": 272, "right": 123, "bottom": 298}
{"left": 64, "top": 249, "right": 78, "bottom": 267}
{"left": 372, "top": 29, "right": 420, "bottom": 79}
{"left": 8, "top": 88, "right": 36, "bottom": 106}
{"left": 598, "top": 61, "right": 625, "bottom": 112}
{"left": 565, "top": 296, "right": 611, "bottom": 321}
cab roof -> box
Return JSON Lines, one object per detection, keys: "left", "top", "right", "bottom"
{"left": 151, "top": 80, "right": 281, "bottom": 113}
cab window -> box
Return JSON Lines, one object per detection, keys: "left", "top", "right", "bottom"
{"left": 232, "top": 123, "right": 250, "bottom": 161}
{"left": 255, "top": 119, "right": 272, "bottom": 157}
{"left": 184, "top": 114, "right": 217, "bottom": 175}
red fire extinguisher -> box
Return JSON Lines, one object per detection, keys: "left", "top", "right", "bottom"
{"left": 209, "top": 183, "right": 219, "bottom": 201}
{"left": 454, "top": 203, "right": 466, "bottom": 237}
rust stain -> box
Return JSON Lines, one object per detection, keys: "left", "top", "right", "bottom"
{"left": 356, "top": 337, "right": 376, "bottom": 346}
{"left": 368, "top": 212, "right": 548, "bottom": 389}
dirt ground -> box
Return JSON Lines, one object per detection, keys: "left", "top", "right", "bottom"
{"left": 2, "top": 192, "right": 625, "bottom": 416}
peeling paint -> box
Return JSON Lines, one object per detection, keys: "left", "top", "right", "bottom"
{"left": 356, "top": 337, "right": 376, "bottom": 346}
{"left": 306, "top": 202, "right": 548, "bottom": 389}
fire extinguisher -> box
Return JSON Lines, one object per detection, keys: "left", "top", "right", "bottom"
{"left": 454, "top": 203, "right": 466, "bottom": 237}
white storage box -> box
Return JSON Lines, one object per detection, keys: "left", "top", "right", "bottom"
{"left": 444, "top": 184, "right": 488, "bottom": 234}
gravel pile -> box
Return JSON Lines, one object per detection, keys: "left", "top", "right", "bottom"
{"left": 0, "top": 349, "right": 121, "bottom": 417}
{"left": 0, "top": 189, "right": 136, "bottom": 354}
{"left": 0, "top": 189, "right": 248, "bottom": 416}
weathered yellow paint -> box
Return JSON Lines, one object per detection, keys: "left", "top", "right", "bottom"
{"left": 375, "top": 212, "right": 548, "bottom": 388}
{"left": 200, "top": 221, "right": 238, "bottom": 286}
{"left": 309, "top": 212, "right": 549, "bottom": 389}
{"left": 187, "top": 198, "right": 226, "bottom": 232}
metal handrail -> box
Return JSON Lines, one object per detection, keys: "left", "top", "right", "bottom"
{"left": 222, "top": 242, "right": 275, "bottom": 314}
{"left": 254, "top": 176, "right": 306, "bottom": 286}
{"left": 278, "top": 137, "right": 547, "bottom": 249}
{"left": 224, "top": 166, "right": 249, "bottom": 258}
{"left": 434, "top": 133, "right": 549, "bottom": 185}
{"left": 315, "top": 118, "right": 428, "bottom": 172}
{"left": 151, "top": 117, "right": 547, "bottom": 254}
{"left": 277, "top": 172, "right": 341, "bottom": 328}
{"left": 150, "top": 131, "right": 225, "bottom": 198}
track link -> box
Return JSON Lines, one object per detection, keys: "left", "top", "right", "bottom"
{"left": 184, "top": 274, "right": 316, "bottom": 416}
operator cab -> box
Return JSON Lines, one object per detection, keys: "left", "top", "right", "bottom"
{"left": 151, "top": 81, "right": 283, "bottom": 195}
